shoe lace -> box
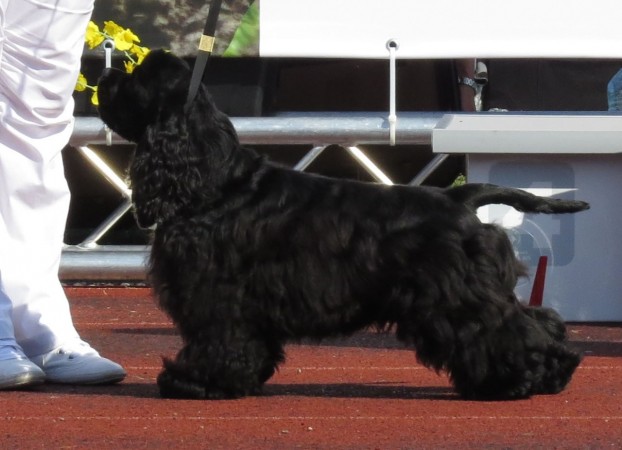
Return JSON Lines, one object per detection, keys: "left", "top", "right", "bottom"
{"left": 56, "top": 342, "right": 98, "bottom": 360}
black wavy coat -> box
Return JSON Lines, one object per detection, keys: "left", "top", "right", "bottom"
{"left": 97, "top": 50, "right": 588, "bottom": 400}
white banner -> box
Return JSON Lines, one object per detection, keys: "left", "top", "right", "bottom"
{"left": 260, "top": 0, "right": 622, "bottom": 59}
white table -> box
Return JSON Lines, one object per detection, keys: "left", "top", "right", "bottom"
{"left": 434, "top": 113, "right": 622, "bottom": 321}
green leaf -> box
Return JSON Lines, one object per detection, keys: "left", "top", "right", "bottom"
{"left": 223, "top": 1, "right": 259, "bottom": 57}
{"left": 450, "top": 174, "right": 467, "bottom": 187}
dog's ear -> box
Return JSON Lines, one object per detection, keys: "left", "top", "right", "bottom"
{"left": 129, "top": 116, "right": 202, "bottom": 228}
{"left": 128, "top": 72, "right": 256, "bottom": 228}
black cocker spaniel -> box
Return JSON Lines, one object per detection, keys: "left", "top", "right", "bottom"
{"left": 97, "top": 50, "right": 588, "bottom": 400}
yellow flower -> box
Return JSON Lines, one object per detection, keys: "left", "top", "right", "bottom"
{"left": 102, "top": 21, "right": 124, "bottom": 38}
{"left": 103, "top": 20, "right": 140, "bottom": 52}
{"left": 78, "top": 20, "right": 151, "bottom": 105}
{"left": 115, "top": 28, "right": 140, "bottom": 51}
{"left": 75, "top": 73, "right": 88, "bottom": 92}
{"left": 91, "top": 88, "right": 99, "bottom": 107}
{"left": 124, "top": 60, "right": 136, "bottom": 74}
{"left": 85, "top": 21, "right": 105, "bottom": 49}
{"left": 131, "top": 45, "right": 150, "bottom": 64}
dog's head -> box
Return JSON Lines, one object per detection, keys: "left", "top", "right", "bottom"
{"left": 96, "top": 49, "right": 244, "bottom": 228}
{"left": 97, "top": 49, "right": 191, "bottom": 142}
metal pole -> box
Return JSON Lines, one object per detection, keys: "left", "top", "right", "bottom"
{"left": 70, "top": 113, "right": 444, "bottom": 147}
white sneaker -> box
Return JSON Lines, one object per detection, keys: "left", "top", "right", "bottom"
{"left": 30, "top": 339, "right": 126, "bottom": 385}
{"left": 0, "top": 356, "right": 46, "bottom": 390}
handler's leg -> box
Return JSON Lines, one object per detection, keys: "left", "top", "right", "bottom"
{"left": 0, "top": 0, "right": 125, "bottom": 387}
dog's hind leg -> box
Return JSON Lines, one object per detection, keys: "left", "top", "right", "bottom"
{"left": 157, "top": 335, "right": 284, "bottom": 400}
{"left": 396, "top": 297, "right": 581, "bottom": 400}
{"left": 392, "top": 263, "right": 580, "bottom": 398}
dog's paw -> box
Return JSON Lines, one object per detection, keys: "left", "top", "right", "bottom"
{"left": 531, "top": 342, "right": 583, "bottom": 395}
{"left": 157, "top": 362, "right": 262, "bottom": 400}
{"left": 157, "top": 368, "right": 215, "bottom": 399}
{"left": 448, "top": 308, "right": 582, "bottom": 400}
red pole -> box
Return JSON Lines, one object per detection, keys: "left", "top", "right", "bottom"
{"left": 528, "top": 256, "right": 548, "bottom": 307}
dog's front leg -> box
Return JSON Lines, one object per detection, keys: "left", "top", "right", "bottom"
{"left": 157, "top": 333, "right": 284, "bottom": 400}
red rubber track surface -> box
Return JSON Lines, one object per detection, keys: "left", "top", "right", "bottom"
{"left": 1, "top": 287, "right": 621, "bottom": 449}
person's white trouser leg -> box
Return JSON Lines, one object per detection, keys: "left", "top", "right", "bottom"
{"left": 0, "top": 0, "right": 94, "bottom": 358}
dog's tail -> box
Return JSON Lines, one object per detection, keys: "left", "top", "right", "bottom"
{"left": 447, "top": 183, "right": 590, "bottom": 214}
